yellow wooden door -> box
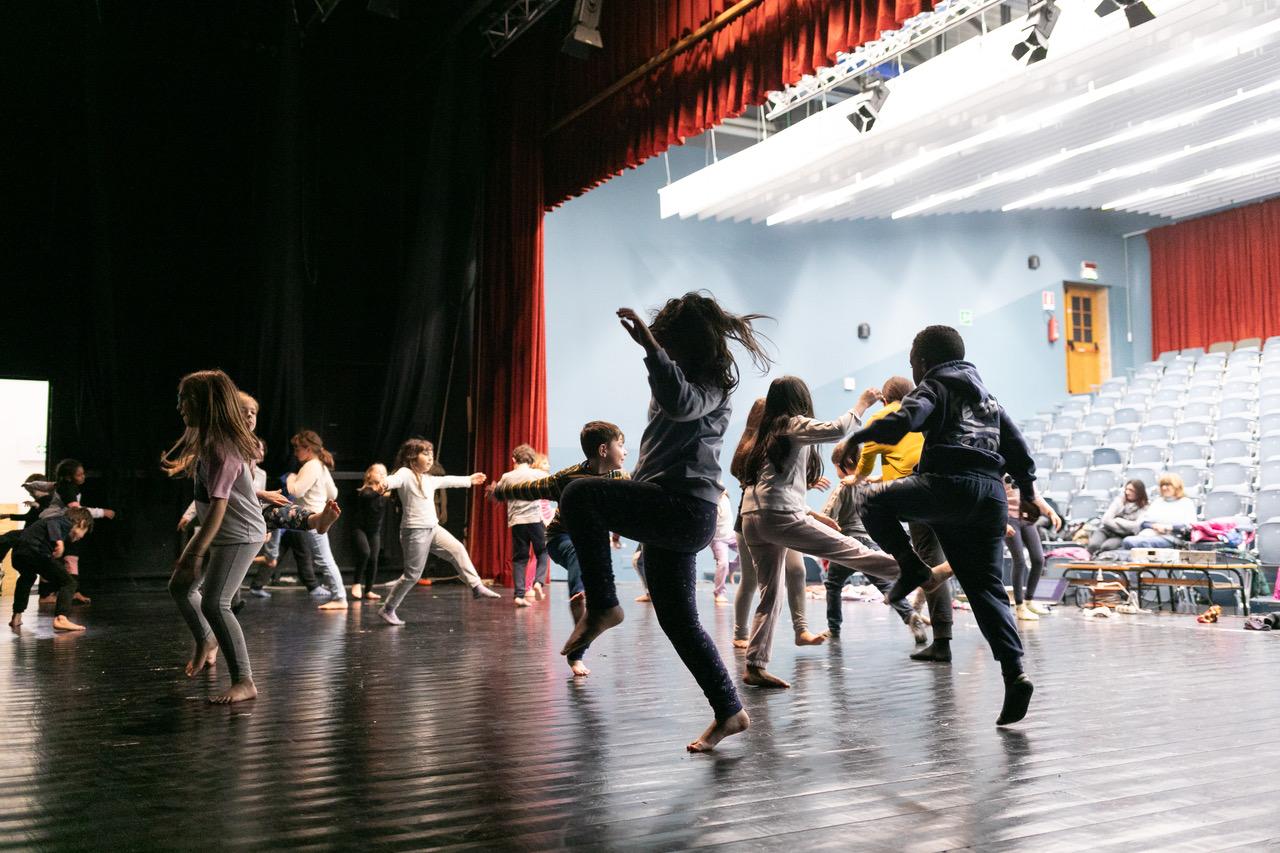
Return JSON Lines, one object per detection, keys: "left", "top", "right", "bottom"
{"left": 1065, "top": 286, "right": 1104, "bottom": 394}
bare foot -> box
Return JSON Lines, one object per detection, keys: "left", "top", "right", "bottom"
{"left": 351, "top": 583, "right": 363, "bottom": 599}
{"left": 311, "top": 500, "right": 342, "bottom": 535}
{"left": 924, "top": 563, "right": 953, "bottom": 592}
{"left": 514, "top": 596, "right": 530, "bottom": 608}
{"left": 38, "top": 595, "right": 56, "bottom": 606}
{"left": 713, "top": 594, "right": 729, "bottom": 605}
{"left": 73, "top": 592, "right": 92, "bottom": 605}
{"left": 532, "top": 583, "right": 546, "bottom": 601}
{"left": 561, "top": 604, "right": 624, "bottom": 657}
{"left": 210, "top": 678, "right": 258, "bottom": 705}
{"left": 743, "top": 665, "right": 790, "bottom": 689}
{"left": 795, "top": 630, "right": 827, "bottom": 646}
{"left": 186, "top": 637, "right": 218, "bottom": 676}
{"left": 318, "top": 600, "right": 348, "bottom": 611}
{"left": 635, "top": 593, "right": 651, "bottom": 603}
{"left": 570, "top": 660, "right": 590, "bottom": 677}
{"left": 8, "top": 613, "right": 22, "bottom": 630}
{"left": 363, "top": 591, "right": 381, "bottom": 601}
{"left": 732, "top": 638, "right": 749, "bottom": 649}
{"left": 687, "top": 709, "right": 750, "bottom": 752}
{"left": 52, "top": 615, "right": 86, "bottom": 632}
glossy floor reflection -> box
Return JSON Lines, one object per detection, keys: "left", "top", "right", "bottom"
{"left": 2, "top": 583, "right": 1279, "bottom": 851}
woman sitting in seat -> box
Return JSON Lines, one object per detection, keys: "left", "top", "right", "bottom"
{"left": 1121, "top": 474, "right": 1196, "bottom": 550}
{"left": 1089, "top": 479, "right": 1149, "bottom": 554}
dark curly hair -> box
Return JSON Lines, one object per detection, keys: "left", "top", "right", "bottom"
{"left": 648, "top": 291, "right": 773, "bottom": 395}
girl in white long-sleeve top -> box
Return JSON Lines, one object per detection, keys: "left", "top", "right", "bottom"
{"left": 739, "top": 376, "right": 949, "bottom": 689}
{"left": 287, "top": 430, "right": 346, "bottom": 610}
{"left": 379, "top": 438, "right": 497, "bottom": 626}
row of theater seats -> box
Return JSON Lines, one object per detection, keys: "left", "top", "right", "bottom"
{"left": 1019, "top": 336, "right": 1280, "bottom": 564}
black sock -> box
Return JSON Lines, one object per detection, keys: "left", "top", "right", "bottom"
{"left": 932, "top": 637, "right": 951, "bottom": 651}
{"left": 1000, "top": 656, "right": 1024, "bottom": 684}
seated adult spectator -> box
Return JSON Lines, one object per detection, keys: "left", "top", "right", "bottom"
{"left": 1088, "top": 479, "right": 1149, "bottom": 554}
{"left": 1121, "top": 474, "right": 1195, "bottom": 549}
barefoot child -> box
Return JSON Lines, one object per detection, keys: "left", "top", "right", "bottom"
{"left": 9, "top": 507, "right": 93, "bottom": 632}
{"left": 490, "top": 420, "right": 628, "bottom": 676}
{"left": 494, "top": 444, "right": 551, "bottom": 607}
{"left": 38, "top": 458, "right": 116, "bottom": 604}
{"left": 738, "top": 377, "right": 945, "bottom": 689}
{"left": 379, "top": 438, "right": 496, "bottom": 626}
{"left": 851, "top": 325, "right": 1039, "bottom": 726}
{"left": 708, "top": 491, "right": 738, "bottom": 605}
{"left": 559, "top": 294, "right": 771, "bottom": 752}
{"left": 729, "top": 398, "right": 828, "bottom": 650}
{"left": 164, "top": 369, "right": 268, "bottom": 704}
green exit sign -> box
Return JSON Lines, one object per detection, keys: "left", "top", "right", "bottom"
{"left": 958, "top": 309, "right": 974, "bottom": 326}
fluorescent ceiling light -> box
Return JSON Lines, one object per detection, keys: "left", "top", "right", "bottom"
{"left": 766, "top": 15, "right": 1280, "bottom": 225}
{"left": 1001, "top": 116, "right": 1280, "bottom": 210}
{"left": 891, "top": 78, "right": 1280, "bottom": 217}
{"left": 1102, "top": 151, "right": 1280, "bottom": 208}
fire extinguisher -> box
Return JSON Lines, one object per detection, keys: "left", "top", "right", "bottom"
{"left": 1047, "top": 313, "right": 1060, "bottom": 344}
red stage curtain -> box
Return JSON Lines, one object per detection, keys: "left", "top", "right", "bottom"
{"left": 469, "top": 1, "right": 924, "bottom": 585}
{"left": 1148, "top": 197, "right": 1280, "bottom": 356}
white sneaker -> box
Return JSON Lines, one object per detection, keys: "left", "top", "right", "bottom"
{"left": 1015, "top": 603, "right": 1040, "bottom": 622}
{"left": 1027, "top": 601, "right": 1052, "bottom": 616}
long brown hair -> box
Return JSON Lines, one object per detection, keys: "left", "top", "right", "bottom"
{"left": 291, "top": 430, "right": 335, "bottom": 470}
{"left": 162, "top": 370, "right": 261, "bottom": 478}
{"left": 740, "top": 376, "right": 822, "bottom": 488}
{"left": 730, "top": 398, "right": 767, "bottom": 482}
{"left": 648, "top": 292, "right": 773, "bottom": 395}
{"left": 395, "top": 437, "right": 434, "bottom": 472}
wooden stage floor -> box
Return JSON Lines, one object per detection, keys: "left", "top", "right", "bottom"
{"left": 2, "top": 582, "right": 1279, "bottom": 851}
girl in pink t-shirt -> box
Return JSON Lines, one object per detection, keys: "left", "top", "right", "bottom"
{"left": 163, "top": 369, "right": 268, "bottom": 705}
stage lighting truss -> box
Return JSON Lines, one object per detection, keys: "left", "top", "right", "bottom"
{"left": 763, "top": 0, "right": 1006, "bottom": 121}
{"left": 1095, "top": 0, "right": 1156, "bottom": 27}
{"left": 1012, "top": 0, "right": 1061, "bottom": 64}
{"left": 484, "top": 0, "right": 564, "bottom": 57}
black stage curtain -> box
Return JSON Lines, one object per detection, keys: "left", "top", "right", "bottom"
{"left": 0, "top": 1, "right": 486, "bottom": 580}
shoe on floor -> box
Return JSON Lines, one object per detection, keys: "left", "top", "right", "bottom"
{"left": 472, "top": 585, "right": 500, "bottom": 599}
{"left": 249, "top": 588, "right": 272, "bottom": 599}
{"left": 1197, "top": 604, "right": 1222, "bottom": 624}
{"left": 379, "top": 608, "right": 405, "bottom": 626}
{"left": 1244, "top": 615, "right": 1270, "bottom": 631}
{"left": 1015, "top": 603, "right": 1039, "bottom": 622}
{"left": 1027, "top": 601, "right": 1052, "bottom": 616}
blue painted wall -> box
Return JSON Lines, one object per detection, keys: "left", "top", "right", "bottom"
{"left": 542, "top": 148, "right": 1161, "bottom": 579}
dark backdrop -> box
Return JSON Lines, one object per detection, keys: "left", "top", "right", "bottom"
{"left": 1, "top": 1, "right": 488, "bottom": 581}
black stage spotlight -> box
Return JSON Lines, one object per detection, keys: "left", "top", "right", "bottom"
{"left": 562, "top": 0, "right": 604, "bottom": 59}
{"left": 847, "top": 82, "right": 889, "bottom": 133}
{"left": 1011, "top": 0, "right": 1060, "bottom": 64}
{"left": 1095, "top": 0, "right": 1156, "bottom": 28}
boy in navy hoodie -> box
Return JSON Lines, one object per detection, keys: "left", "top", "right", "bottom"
{"left": 850, "top": 325, "right": 1037, "bottom": 726}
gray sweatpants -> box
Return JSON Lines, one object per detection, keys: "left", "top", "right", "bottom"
{"left": 732, "top": 530, "right": 809, "bottom": 641}
{"left": 384, "top": 527, "right": 436, "bottom": 612}
{"left": 169, "top": 540, "right": 260, "bottom": 683}
{"left": 743, "top": 510, "right": 901, "bottom": 668}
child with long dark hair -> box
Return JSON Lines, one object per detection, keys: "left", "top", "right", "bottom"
{"left": 378, "top": 438, "right": 495, "bottom": 626}
{"left": 1005, "top": 474, "right": 1061, "bottom": 621}
{"left": 738, "top": 376, "right": 947, "bottom": 688}
{"left": 163, "top": 369, "right": 268, "bottom": 704}
{"left": 559, "top": 293, "right": 770, "bottom": 752}
{"left": 730, "top": 398, "right": 828, "bottom": 650}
